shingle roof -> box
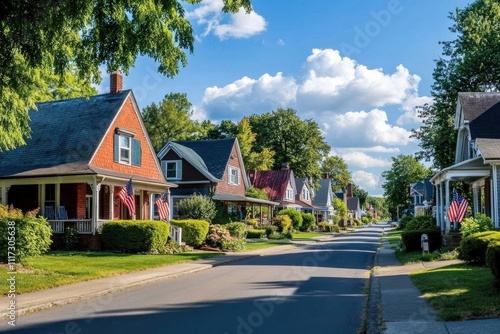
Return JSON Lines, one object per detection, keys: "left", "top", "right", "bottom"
{"left": 313, "top": 178, "right": 333, "bottom": 206}
{"left": 173, "top": 138, "right": 236, "bottom": 180}
{"left": 347, "top": 197, "right": 360, "bottom": 211}
{"left": 459, "top": 92, "right": 500, "bottom": 139}
{"left": 477, "top": 138, "right": 500, "bottom": 161}
{"left": 0, "top": 91, "right": 129, "bottom": 178}
{"left": 249, "top": 169, "right": 295, "bottom": 201}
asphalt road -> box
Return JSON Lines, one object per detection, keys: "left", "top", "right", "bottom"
{"left": 2, "top": 225, "right": 382, "bottom": 334}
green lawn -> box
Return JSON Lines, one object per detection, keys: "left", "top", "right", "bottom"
{"left": 1, "top": 251, "right": 222, "bottom": 294}
{"left": 292, "top": 232, "right": 331, "bottom": 239}
{"left": 243, "top": 240, "right": 292, "bottom": 251}
{"left": 411, "top": 264, "right": 500, "bottom": 320}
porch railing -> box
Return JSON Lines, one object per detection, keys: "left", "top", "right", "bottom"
{"left": 169, "top": 223, "right": 183, "bottom": 245}
{"left": 48, "top": 219, "right": 92, "bottom": 234}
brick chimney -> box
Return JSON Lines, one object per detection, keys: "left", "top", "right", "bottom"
{"left": 347, "top": 183, "right": 353, "bottom": 197}
{"left": 110, "top": 72, "right": 123, "bottom": 94}
{"left": 280, "top": 162, "right": 290, "bottom": 170}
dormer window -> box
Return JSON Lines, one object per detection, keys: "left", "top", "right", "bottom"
{"left": 285, "top": 183, "right": 294, "bottom": 200}
{"left": 162, "top": 160, "right": 182, "bottom": 180}
{"left": 114, "top": 130, "right": 141, "bottom": 166}
{"left": 302, "top": 187, "right": 310, "bottom": 201}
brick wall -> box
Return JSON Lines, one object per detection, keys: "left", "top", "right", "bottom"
{"left": 90, "top": 96, "right": 164, "bottom": 181}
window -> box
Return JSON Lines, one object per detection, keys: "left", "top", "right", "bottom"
{"left": 228, "top": 167, "right": 240, "bottom": 185}
{"left": 162, "top": 160, "right": 182, "bottom": 180}
{"left": 302, "top": 187, "right": 309, "bottom": 201}
{"left": 285, "top": 183, "right": 294, "bottom": 200}
{"left": 114, "top": 132, "right": 141, "bottom": 166}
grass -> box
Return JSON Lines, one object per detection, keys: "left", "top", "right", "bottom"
{"left": 411, "top": 264, "right": 500, "bottom": 320}
{"left": 292, "top": 232, "right": 331, "bottom": 239}
{"left": 0, "top": 250, "right": 223, "bottom": 294}
{"left": 243, "top": 240, "right": 292, "bottom": 251}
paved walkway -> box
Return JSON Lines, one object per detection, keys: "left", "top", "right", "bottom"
{"left": 369, "top": 226, "right": 500, "bottom": 334}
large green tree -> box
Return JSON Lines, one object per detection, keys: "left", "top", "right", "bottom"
{"left": 0, "top": 0, "right": 251, "bottom": 151}
{"left": 366, "top": 196, "right": 389, "bottom": 220}
{"left": 236, "top": 118, "right": 275, "bottom": 170}
{"left": 142, "top": 93, "right": 200, "bottom": 151}
{"left": 413, "top": 0, "right": 500, "bottom": 170}
{"left": 321, "top": 156, "right": 351, "bottom": 192}
{"left": 381, "top": 155, "right": 432, "bottom": 218}
{"left": 352, "top": 183, "right": 368, "bottom": 208}
{"left": 249, "top": 108, "right": 331, "bottom": 186}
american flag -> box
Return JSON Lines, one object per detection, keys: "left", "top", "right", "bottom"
{"left": 447, "top": 189, "right": 468, "bottom": 223}
{"left": 155, "top": 191, "right": 170, "bottom": 221}
{"left": 119, "top": 178, "right": 135, "bottom": 216}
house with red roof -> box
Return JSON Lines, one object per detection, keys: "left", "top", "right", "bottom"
{"left": 0, "top": 73, "right": 177, "bottom": 249}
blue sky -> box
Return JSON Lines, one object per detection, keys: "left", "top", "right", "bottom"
{"left": 99, "top": 0, "right": 472, "bottom": 196}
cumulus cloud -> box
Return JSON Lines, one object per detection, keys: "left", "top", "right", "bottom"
{"left": 187, "top": 0, "right": 266, "bottom": 40}
{"left": 341, "top": 152, "right": 392, "bottom": 169}
{"left": 352, "top": 171, "right": 379, "bottom": 190}
{"left": 397, "top": 94, "right": 434, "bottom": 125}
{"left": 200, "top": 72, "right": 298, "bottom": 120}
{"left": 333, "top": 146, "right": 400, "bottom": 154}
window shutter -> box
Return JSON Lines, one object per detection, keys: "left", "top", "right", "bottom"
{"left": 114, "top": 134, "right": 119, "bottom": 162}
{"left": 131, "top": 138, "right": 141, "bottom": 166}
{"left": 176, "top": 161, "right": 182, "bottom": 179}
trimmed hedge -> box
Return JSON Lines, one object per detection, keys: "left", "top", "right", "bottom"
{"left": 397, "top": 216, "right": 412, "bottom": 230}
{"left": 459, "top": 231, "right": 500, "bottom": 265}
{"left": 246, "top": 229, "right": 266, "bottom": 239}
{"left": 401, "top": 229, "right": 442, "bottom": 252}
{"left": 0, "top": 216, "right": 52, "bottom": 262}
{"left": 405, "top": 215, "right": 436, "bottom": 231}
{"left": 171, "top": 219, "right": 209, "bottom": 247}
{"left": 486, "top": 241, "right": 500, "bottom": 282}
{"left": 101, "top": 220, "right": 169, "bottom": 253}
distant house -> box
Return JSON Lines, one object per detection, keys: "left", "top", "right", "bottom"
{"left": 0, "top": 73, "right": 176, "bottom": 249}
{"left": 346, "top": 183, "right": 362, "bottom": 221}
{"left": 295, "top": 178, "right": 316, "bottom": 214}
{"left": 312, "top": 178, "right": 335, "bottom": 223}
{"left": 410, "top": 178, "right": 433, "bottom": 216}
{"left": 432, "top": 92, "right": 500, "bottom": 231}
{"left": 157, "top": 138, "right": 277, "bottom": 222}
{"left": 248, "top": 163, "right": 301, "bottom": 212}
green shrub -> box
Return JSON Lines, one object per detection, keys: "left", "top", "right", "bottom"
{"left": 177, "top": 194, "right": 216, "bottom": 222}
{"left": 227, "top": 222, "right": 247, "bottom": 239}
{"left": 0, "top": 216, "right": 52, "bottom": 262}
{"left": 400, "top": 229, "right": 442, "bottom": 252}
{"left": 353, "top": 218, "right": 362, "bottom": 227}
{"left": 264, "top": 225, "right": 278, "bottom": 238}
{"left": 273, "top": 215, "right": 292, "bottom": 234}
{"left": 247, "top": 219, "right": 259, "bottom": 228}
{"left": 362, "top": 217, "right": 370, "bottom": 225}
{"left": 405, "top": 215, "right": 436, "bottom": 231}
{"left": 460, "top": 213, "right": 493, "bottom": 238}
{"left": 246, "top": 229, "right": 266, "bottom": 239}
{"left": 277, "top": 208, "right": 302, "bottom": 230}
{"left": 171, "top": 219, "right": 210, "bottom": 247}
{"left": 397, "top": 216, "right": 412, "bottom": 230}
{"left": 486, "top": 241, "right": 500, "bottom": 283}
{"left": 101, "top": 220, "right": 169, "bottom": 253}
{"left": 318, "top": 222, "right": 330, "bottom": 232}
{"left": 205, "top": 224, "right": 245, "bottom": 251}
{"left": 332, "top": 224, "right": 341, "bottom": 233}
{"left": 301, "top": 213, "right": 316, "bottom": 231}
{"left": 64, "top": 226, "right": 79, "bottom": 250}
{"left": 459, "top": 231, "right": 500, "bottom": 265}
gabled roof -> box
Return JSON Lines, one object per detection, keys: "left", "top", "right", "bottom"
{"left": 313, "top": 178, "right": 335, "bottom": 206}
{"left": 477, "top": 138, "right": 500, "bottom": 162}
{"left": 0, "top": 91, "right": 130, "bottom": 178}
{"left": 249, "top": 169, "right": 295, "bottom": 201}
{"left": 347, "top": 197, "right": 360, "bottom": 211}
{"left": 457, "top": 92, "right": 500, "bottom": 139}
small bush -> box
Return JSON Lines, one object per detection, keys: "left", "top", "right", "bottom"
{"left": 246, "top": 229, "right": 266, "bottom": 239}
{"left": 406, "top": 215, "right": 436, "bottom": 231}
{"left": 247, "top": 219, "right": 259, "bottom": 228}
{"left": 353, "top": 218, "right": 362, "bottom": 227}
{"left": 264, "top": 225, "right": 278, "bottom": 238}
{"left": 64, "top": 226, "right": 79, "bottom": 250}
{"left": 273, "top": 215, "right": 292, "bottom": 234}
{"left": 460, "top": 213, "right": 493, "bottom": 238}
{"left": 401, "top": 229, "right": 442, "bottom": 252}
{"left": 171, "top": 219, "right": 210, "bottom": 247}
{"left": 227, "top": 222, "right": 247, "bottom": 239}
{"left": 277, "top": 208, "right": 302, "bottom": 230}
{"left": 0, "top": 215, "right": 52, "bottom": 262}
{"left": 301, "top": 213, "right": 316, "bottom": 232}
{"left": 486, "top": 241, "right": 500, "bottom": 283}
{"left": 177, "top": 194, "right": 216, "bottom": 222}
{"left": 205, "top": 224, "right": 245, "bottom": 251}
{"left": 362, "top": 217, "right": 370, "bottom": 225}
{"left": 397, "top": 216, "right": 413, "bottom": 230}
{"left": 101, "top": 220, "right": 169, "bottom": 253}
{"left": 459, "top": 231, "right": 500, "bottom": 265}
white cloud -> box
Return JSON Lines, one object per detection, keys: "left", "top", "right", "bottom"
{"left": 333, "top": 146, "right": 400, "bottom": 154}
{"left": 397, "top": 95, "right": 434, "bottom": 125}
{"left": 187, "top": 0, "right": 266, "bottom": 40}
{"left": 341, "top": 152, "right": 392, "bottom": 169}
{"left": 352, "top": 171, "right": 379, "bottom": 190}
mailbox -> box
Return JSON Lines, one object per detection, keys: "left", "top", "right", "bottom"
{"left": 421, "top": 233, "right": 429, "bottom": 253}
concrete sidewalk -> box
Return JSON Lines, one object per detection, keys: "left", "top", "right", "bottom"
{"left": 0, "top": 244, "right": 296, "bottom": 320}
{"left": 369, "top": 227, "right": 500, "bottom": 334}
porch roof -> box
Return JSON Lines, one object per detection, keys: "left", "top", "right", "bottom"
{"left": 212, "top": 194, "right": 279, "bottom": 206}
{"left": 476, "top": 138, "right": 500, "bottom": 163}
{"left": 431, "top": 156, "right": 490, "bottom": 185}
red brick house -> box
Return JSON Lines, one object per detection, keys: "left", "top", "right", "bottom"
{"left": 0, "top": 73, "right": 176, "bottom": 249}
{"left": 157, "top": 138, "right": 277, "bottom": 222}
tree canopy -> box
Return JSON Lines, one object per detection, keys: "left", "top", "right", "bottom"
{"left": 236, "top": 118, "right": 275, "bottom": 171}
{"left": 381, "top": 154, "right": 432, "bottom": 218}
{"left": 321, "top": 156, "right": 351, "bottom": 192}
{"left": 412, "top": 0, "right": 500, "bottom": 170}
{"left": 0, "top": 0, "right": 251, "bottom": 151}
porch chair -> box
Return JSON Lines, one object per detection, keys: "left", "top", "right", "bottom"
{"left": 58, "top": 205, "right": 68, "bottom": 220}
{"left": 45, "top": 205, "right": 56, "bottom": 220}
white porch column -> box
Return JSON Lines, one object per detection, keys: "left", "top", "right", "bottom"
{"left": 492, "top": 165, "right": 499, "bottom": 228}
{"left": 439, "top": 183, "right": 444, "bottom": 232}
{"left": 435, "top": 184, "right": 441, "bottom": 229}
{"left": 91, "top": 177, "right": 101, "bottom": 235}
{"left": 473, "top": 185, "right": 479, "bottom": 216}
{"left": 445, "top": 179, "right": 451, "bottom": 232}
{"left": 1, "top": 186, "right": 7, "bottom": 205}
{"left": 109, "top": 185, "right": 114, "bottom": 220}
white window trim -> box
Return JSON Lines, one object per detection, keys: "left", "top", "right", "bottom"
{"left": 162, "top": 160, "right": 182, "bottom": 180}
{"left": 302, "top": 187, "right": 309, "bottom": 201}
{"left": 228, "top": 166, "right": 240, "bottom": 185}
{"left": 118, "top": 135, "right": 131, "bottom": 165}
{"left": 285, "top": 183, "right": 294, "bottom": 201}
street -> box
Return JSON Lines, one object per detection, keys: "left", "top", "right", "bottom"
{"left": 2, "top": 225, "right": 383, "bottom": 334}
